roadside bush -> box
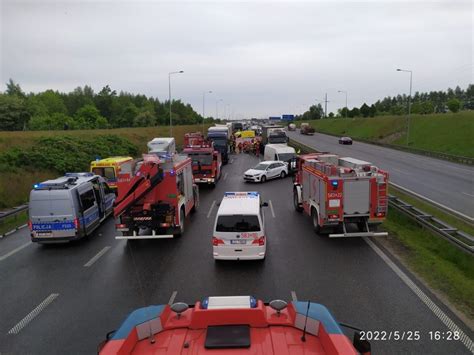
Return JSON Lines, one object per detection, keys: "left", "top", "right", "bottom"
{"left": 0, "top": 135, "right": 138, "bottom": 173}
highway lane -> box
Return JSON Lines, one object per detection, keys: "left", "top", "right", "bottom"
{"left": 287, "top": 130, "right": 474, "bottom": 219}
{"left": 0, "top": 153, "right": 472, "bottom": 354}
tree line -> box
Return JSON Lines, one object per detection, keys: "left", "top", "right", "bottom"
{"left": 296, "top": 84, "right": 473, "bottom": 120}
{"left": 0, "top": 80, "right": 219, "bottom": 131}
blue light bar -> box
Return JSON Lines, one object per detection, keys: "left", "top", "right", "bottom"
{"left": 224, "top": 191, "right": 259, "bottom": 196}
{"left": 331, "top": 180, "right": 339, "bottom": 187}
{"left": 33, "top": 183, "right": 41, "bottom": 189}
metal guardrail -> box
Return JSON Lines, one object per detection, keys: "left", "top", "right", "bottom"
{"left": 0, "top": 205, "right": 28, "bottom": 221}
{"left": 288, "top": 138, "right": 474, "bottom": 255}
{"left": 389, "top": 195, "right": 474, "bottom": 255}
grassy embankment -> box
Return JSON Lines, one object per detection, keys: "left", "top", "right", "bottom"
{"left": 0, "top": 125, "right": 209, "bottom": 210}
{"left": 302, "top": 111, "right": 474, "bottom": 158}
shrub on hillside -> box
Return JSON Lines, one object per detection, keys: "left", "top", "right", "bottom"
{"left": 0, "top": 135, "right": 138, "bottom": 173}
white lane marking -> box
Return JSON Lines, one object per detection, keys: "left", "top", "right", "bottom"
{"left": 390, "top": 182, "right": 474, "bottom": 223}
{"left": 392, "top": 168, "right": 411, "bottom": 175}
{"left": 207, "top": 200, "right": 216, "bottom": 219}
{"left": 462, "top": 192, "right": 474, "bottom": 198}
{"left": 168, "top": 291, "right": 178, "bottom": 305}
{"left": 0, "top": 242, "right": 31, "bottom": 262}
{"left": 364, "top": 238, "right": 474, "bottom": 353}
{"left": 8, "top": 293, "right": 59, "bottom": 334}
{"left": 224, "top": 172, "right": 228, "bottom": 180}
{"left": 83, "top": 246, "right": 111, "bottom": 267}
{"left": 291, "top": 291, "right": 298, "bottom": 302}
{"left": 269, "top": 200, "right": 276, "bottom": 218}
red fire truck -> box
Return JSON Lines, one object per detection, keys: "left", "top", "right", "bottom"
{"left": 114, "top": 154, "right": 199, "bottom": 239}
{"left": 183, "top": 132, "right": 222, "bottom": 187}
{"left": 293, "top": 153, "right": 389, "bottom": 237}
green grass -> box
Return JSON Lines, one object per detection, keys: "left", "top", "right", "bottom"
{"left": 383, "top": 208, "right": 474, "bottom": 320}
{"left": 389, "top": 186, "right": 474, "bottom": 237}
{"left": 302, "top": 111, "right": 474, "bottom": 157}
{"left": 0, "top": 210, "right": 28, "bottom": 236}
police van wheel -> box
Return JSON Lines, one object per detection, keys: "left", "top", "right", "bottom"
{"left": 311, "top": 208, "right": 321, "bottom": 234}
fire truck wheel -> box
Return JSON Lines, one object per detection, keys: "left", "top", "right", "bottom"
{"left": 260, "top": 175, "right": 267, "bottom": 183}
{"left": 311, "top": 208, "right": 321, "bottom": 234}
{"left": 280, "top": 171, "right": 286, "bottom": 179}
{"left": 293, "top": 189, "right": 303, "bottom": 212}
{"left": 177, "top": 208, "right": 185, "bottom": 236}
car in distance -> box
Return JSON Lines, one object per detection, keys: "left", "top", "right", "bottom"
{"left": 339, "top": 136, "right": 353, "bottom": 145}
{"left": 243, "top": 161, "right": 288, "bottom": 183}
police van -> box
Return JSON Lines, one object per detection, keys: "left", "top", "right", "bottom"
{"left": 28, "top": 173, "right": 115, "bottom": 243}
{"left": 212, "top": 192, "right": 268, "bottom": 261}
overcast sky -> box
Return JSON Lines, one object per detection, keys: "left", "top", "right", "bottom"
{"left": 1, "top": 0, "right": 472, "bottom": 118}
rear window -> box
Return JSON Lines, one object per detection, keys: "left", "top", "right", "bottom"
{"left": 216, "top": 215, "right": 261, "bottom": 232}
{"left": 92, "top": 167, "right": 116, "bottom": 180}
{"left": 30, "top": 197, "right": 73, "bottom": 217}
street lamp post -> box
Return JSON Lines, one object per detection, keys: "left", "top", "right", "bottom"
{"left": 397, "top": 68, "right": 413, "bottom": 145}
{"left": 202, "top": 90, "right": 212, "bottom": 132}
{"left": 338, "top": 90, "right": 348, "bottom": 118}
{"left": 168, "top": 70, "right": 184, "bottom": 136}
{"left": 216, "top": 99, "right": 223, "bottom": 120}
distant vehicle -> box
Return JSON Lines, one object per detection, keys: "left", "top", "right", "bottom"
{"left": 212, "top": 192, "right": 268, "bottom": 260}
{"left": 231, "top": 121, "right": 243, "bottom": 132}
{"left": 260, "top": 125, "right": 288, "bottom": 151}
{"left": 339, "top": 136, "right": 353, "bottom": 145}
{"left": 300, "top": 123, "right": 315, "bottom": 135}
{"left": 264, "top": 144, "right": 296, "bottom": 163}
{"left": 98, "top": 295, "right": 371, "bottom": 354}
{"left": 288, "top": 123, "right": 296, "bottom": 131}
{"left": 29, "top": 173, "right": 115, "bottom": 243}
{"left": 147, "top": 137, "right": 176, "bottom": 155}
{"left": 90, "top": 156, "right": 134, "bottom": 190}
{"left": 208, "top": 126, "right": 230, "bottom": 164}
{"left": 293, "top": 153, "right": 389, "bottom": 237}
{"left": 243, "top": 160, "right": 288, "bottom": 183}
{"left": 183, "top": 132, "right": 222, "bottom": 187}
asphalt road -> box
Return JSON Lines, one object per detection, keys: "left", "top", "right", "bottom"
{"left": 287, "top": 130, "right": 474, "bottom": 219}
{"left": 0, "top": 153, "right": 472, "bottom": 354}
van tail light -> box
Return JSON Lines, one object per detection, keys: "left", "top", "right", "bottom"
{"left": 28, "top": 220, "right": 33, "bottom": 231}
{"left": 212, "top": 237, "right": 224, "bottom": 246}
{"left": 74, "top": 218, "right": 80, "bottom": 230}
{"left": 252, "top": 236, "right": 265, "bottom": 246}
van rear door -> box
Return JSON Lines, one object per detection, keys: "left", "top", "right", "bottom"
{"left": 29, "top": 190, "right": 76, "bottom": 238}
{"left": 215, "top": 214, "right": 262, "bottom": 245}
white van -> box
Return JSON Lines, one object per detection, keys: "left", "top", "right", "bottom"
{"left": 264, "top": 144, "right": 296, "bottom": 162}
{"left": 212, "top": 192, "right": 268, "bottom": 261}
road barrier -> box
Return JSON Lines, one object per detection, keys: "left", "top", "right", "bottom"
{"left": 0, "top": 205, "right": 29, "bottom": 238}
{"left": 288, "top": 138, "right": 474, "bottom": 255}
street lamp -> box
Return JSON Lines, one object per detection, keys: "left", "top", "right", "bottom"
{"left": 202, "top": 90, "right": 212, "bottom": 132}
{"left": 168, "top": 70, "right": 184, "bottom": 136}
{"left": 338, "top": 90, "right": 348, "bottom": 118}
{"left": 216, "top": 99, "right": 223, "bottom": 120}
{"left": 396, "top": 68, "right": 413, "bottom": 145}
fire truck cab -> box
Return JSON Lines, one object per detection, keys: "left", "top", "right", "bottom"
{"left": 183, "top": 132, "right": 222, "bottom": 187}
{"left": 293, "top": 153, "right": 389, "bottom": 238}
{"left": 114, "top": 154, "right": 199, "bottom": 240}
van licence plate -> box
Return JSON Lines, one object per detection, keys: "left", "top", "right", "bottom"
{"left": 231, "top": 240, "right": 246, "bottom": 245}
{"left": 36, "top": 232, "right": 52, "bottom": 237}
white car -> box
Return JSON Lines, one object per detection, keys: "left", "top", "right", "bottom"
{"left": 243, "top": 161, "right": 288, "bottom": 183}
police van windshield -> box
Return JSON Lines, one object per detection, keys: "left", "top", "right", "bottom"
{"left": 216, "top": 215, "right": 261, "bottom": 232}
{"left": 92, "top": 167, "right": 115, "bottom": 180}
{"left": 189, "top": 153, "right": 213, "bottom": 165}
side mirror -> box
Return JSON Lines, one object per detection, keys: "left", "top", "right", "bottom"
{"left": 261, "top": 202, "right": 269, "bottom": 207}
